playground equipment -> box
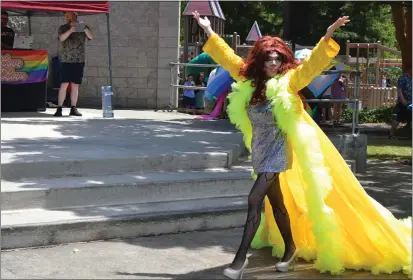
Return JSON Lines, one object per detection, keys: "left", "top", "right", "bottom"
{"left": 182, "top": 1, "right": 225, "bottom": 63}
{"left": 198, "top": 66, "right": 234, "bottom": 119}
{"left": 345, "top": 41, "right": 402, "bottom": 86}
{"left": 346, "top": 84, "right": 398, "bottom": 110}
{"left": 245, "top": 21, "right": 262, "bottom": 44}
{"left": 344, "top": 41, "right": 403, "bottom": 110}
{"left": 184, "top": 52, "right": 216, "bottom": 79}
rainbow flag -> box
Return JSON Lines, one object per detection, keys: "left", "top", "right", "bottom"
{"left": 1, "top": 50, "right": 48, "bottom": 85}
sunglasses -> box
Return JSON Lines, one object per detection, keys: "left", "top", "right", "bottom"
{"left": 265, "top": 55, "right": 282, "bottom": 63}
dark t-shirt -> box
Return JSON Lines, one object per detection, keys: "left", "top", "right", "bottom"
{"left": 1, "top": 26, "right": 15, "bottom": 49}
{"left": 397, "top": 73, "right": 412, "bottom": 105}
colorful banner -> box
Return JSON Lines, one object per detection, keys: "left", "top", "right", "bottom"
{"left": 307, "top": 63, "right": 350, "bottom": 97}
{"left": 1, "top": 50, "right": 48, "bottom": 85}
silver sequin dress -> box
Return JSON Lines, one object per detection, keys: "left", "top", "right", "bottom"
{"left": 247, "top": 100, "right": 290, "bottom": 173}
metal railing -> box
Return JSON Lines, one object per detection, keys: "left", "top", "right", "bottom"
{"left": 163, "top": 62, "right": 362, "bottom": 135}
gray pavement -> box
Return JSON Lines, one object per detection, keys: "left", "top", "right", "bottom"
{"left": 1, "top": 109, "right": 243, "bottom": 164}
{"left": 357, "top": 160, "right": 412, "bottom": 219}
{"left": 2, "top": 160, "right": 411, "bottom": 279}
{"left": 1, "top": 109, "right": 411, "bottom": 279}
{"left": 1, "top": 229, "right": 407, "bottom": 279}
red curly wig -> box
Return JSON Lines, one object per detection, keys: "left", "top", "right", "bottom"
{"left": 239, "top": 36, "right": 300, "bottom": 104}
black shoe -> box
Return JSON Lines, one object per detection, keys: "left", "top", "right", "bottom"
{"left": 69, "top": 107, "right": 82, "bottom": 116}
{"left": 54, "top": 107, "right": 63, "bottom": 117}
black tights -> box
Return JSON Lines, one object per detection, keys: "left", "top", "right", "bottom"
{"left": 230, "top": 172, "right": 296, "bottom": 270}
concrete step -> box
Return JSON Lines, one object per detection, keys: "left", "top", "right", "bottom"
{"left": 1, "top": 117, "right": 247, "bottom": 181}
{"left": 1, "top": 167, "right": 253, "bottom": 211}
{"left": 1, "top": 196, "right": 248, "bottom": 250}
{"left": 1, "top": 144, "right": 246, "bottom": 180}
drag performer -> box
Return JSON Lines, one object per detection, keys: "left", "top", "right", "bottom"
{"left": 192, "top": 11, "right": 411, "bottom": 280}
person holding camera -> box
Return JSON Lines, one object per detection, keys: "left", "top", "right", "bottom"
{"left": 54, "top": 12, "right": 93, "bottom": 117}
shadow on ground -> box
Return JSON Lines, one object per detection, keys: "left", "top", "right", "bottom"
{"left": 1, "top": 117, "right": 242, "bottom": 164}
{"left": 114, "top": 231, "right": 407, "bottom": 279}
{"left": 357, "top": 160, "right": 412, "bottom": 219}
{"left": 1, "top": 112, "right": 411, "bottom": 279}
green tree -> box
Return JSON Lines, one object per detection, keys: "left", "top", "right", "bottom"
{"left": 289, "top": 2, "right": 397, "bottom": 53}
{"left": 390, "top": 1, "right": 412, "bottom": 71}
{"left": 180, "top": 0, "right": 187, "bottom": 45}
{"left": 180, "top": 1, "right": 398, "bottom": 57}
{"left": 219, "top": 1, "right": 284, "bottom": 42}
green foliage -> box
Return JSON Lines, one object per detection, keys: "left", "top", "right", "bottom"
{"left": 219, "top": 1, "right": 284, "bottom": 41}
{"left": 291, "top": 2, "right": 397, "bottom": 54}
{"left": 339, "top": 2, "right": 396, "bottom": 48}
{"left": 341, "top": 105, "right": 396, "bottom": 123}
{"left": 179, "top": 1, "right": 398, "bottom": 59}
{"left": 180, "top": 1, "right": 187, "bottom": 45}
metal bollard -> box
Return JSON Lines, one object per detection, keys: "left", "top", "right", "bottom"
{"left": 101, "top": 86, "right": 114, "bottom": 118}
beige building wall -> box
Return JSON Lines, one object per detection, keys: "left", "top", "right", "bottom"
{"left": 9, "top": 1, "right": 180, "bottom": 109}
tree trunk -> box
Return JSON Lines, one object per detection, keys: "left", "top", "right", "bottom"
{"left": 404, "top": 5, "right": 412, "bottom": 70}
{"left": 392, "top": 3, "right": 412, "bottom": 71}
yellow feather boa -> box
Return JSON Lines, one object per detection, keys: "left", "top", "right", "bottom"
{"left": 227, "top": 76, "right": 346, "bottom": 274}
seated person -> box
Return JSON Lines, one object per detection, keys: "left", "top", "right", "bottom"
{"left": 390, "top": 68, "right": 412, "bottom": 138}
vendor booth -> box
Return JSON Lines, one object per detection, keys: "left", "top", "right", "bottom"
{"left": 1, "top": 49, "right": 48, "bottom": 111}
{"left": 1, "top": 1, "right": 112, "bottom": 112}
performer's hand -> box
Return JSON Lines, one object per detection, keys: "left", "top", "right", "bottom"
{"left": 192, "top": 11, "right": 215, "bottom": 37}
{"left": 70, "top": 26, "right": 77, "bottom": 33}
{"left": 192, "top": 11, "right": 210, "bottom": 29}
{"left": 325, "top": 16, "right": 350, "bottom": 41}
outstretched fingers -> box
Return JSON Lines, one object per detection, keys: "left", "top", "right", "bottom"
{"left": 192, "top": 11, "right": 200, "bottom": 20}
{"left": 337, "top": 16, "right": 350, "bottom": 27}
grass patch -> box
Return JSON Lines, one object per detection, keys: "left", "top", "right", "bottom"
{"left": 367, "top": 138, "right": 412, "bottom": 161}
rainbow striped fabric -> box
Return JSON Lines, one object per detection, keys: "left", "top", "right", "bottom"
{"left": 1, "top": 50, "right": 48, "bottom": 85}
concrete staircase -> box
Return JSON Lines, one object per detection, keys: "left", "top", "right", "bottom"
{"left": 1, "top": 146, "right": 253, "bottom": 250}
{"left": 1, "top": 150, "right": 357, "bottom": 250}
{"left": 0, "top": 112, "right": 258, "bottom": 250}
{"left": 0, "top": 110, "right": 365, "bottom": 250}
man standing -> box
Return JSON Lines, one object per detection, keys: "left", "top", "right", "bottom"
{"left": 1, "top": 11, "right": 15, "bottom": 50}
{"left": 54, "top": 12, "right": 93, "bottom": 117}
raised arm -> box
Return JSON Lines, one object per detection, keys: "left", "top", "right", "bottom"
{"left": 193, "top": 11, "right": 244, "bottom": 81}
{"left": 288, "top": 16, "right": 350, "bottom": 93}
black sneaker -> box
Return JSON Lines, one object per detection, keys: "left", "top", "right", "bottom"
{"left": 69, "top": 107, "right": 82, "bottom": 116}
{"left": 54, "top": 107, "right": 63, "bottom": 117}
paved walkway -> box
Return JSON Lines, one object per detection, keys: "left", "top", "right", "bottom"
{"left": 1, "top": 228, "right": 408, "bottom": 279}
{"left": 2, "top": 161, "right": 411, "bottom": 279}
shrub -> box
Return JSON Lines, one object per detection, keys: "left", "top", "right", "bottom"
{"left": 341, "top": 105, "right": 396, "bottom": 124}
